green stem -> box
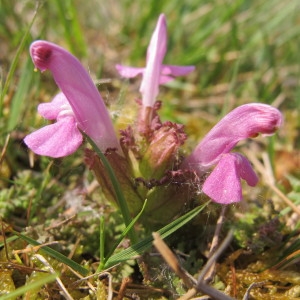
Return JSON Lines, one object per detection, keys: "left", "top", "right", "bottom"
{"left": 99, "top": 215, "right": 105, "bottom": 270}
{"left": 98, "top": 199, "right": 147, "bottom": 272}
{"left": 82, "top": 132, "right": 138, "bottom": 244}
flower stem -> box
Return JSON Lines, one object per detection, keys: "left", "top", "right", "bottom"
{"left": 99, "top": 215, "right": 105, "bottom": 270}
{"left": 83, "top": 132, "right": 138, "bottom": 244}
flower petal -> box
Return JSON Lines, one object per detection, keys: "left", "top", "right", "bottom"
{"left": 37, "top": 93, "right": 69, "bottom": 120}
{"left": 160, "top": 65, "right": 195, "bottom": 84}
{"left": 158, "top": 75, "right": 175, "bottom": 84}
{"left": 24, "top": 116, "right": 83, "bottom": 158}
{"left": 202, "top": 153, "right": 257, "bottom": 204}
{"left": 30, "top": 40, "right": 120, "bottom": 153}
{"left": 183, "top": 103, "right": 283, "bottom": 172}
{"left": 140, "top": 14, "right": 167, "bottom": 107}
{"left": 237, "top": 153, "right": 259, "bottom": 186}
{"left": 115, "top": 65, "right": 144, "bottom": 78}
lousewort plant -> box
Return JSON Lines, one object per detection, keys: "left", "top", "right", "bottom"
{"left": 25, "top": 14, "right": 282, "bottom": 229}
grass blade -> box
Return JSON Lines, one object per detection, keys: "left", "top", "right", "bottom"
{"left": 7, "top": 58, "right": 33, "bottom": 131}
{"left": 0, "top": 273, "right": 57, "bottom": 300}
{"left": 104, "top": 202, "right": 208, "bottom": 268}
{"left": 53, "top": 0, "right": 86, "bottom": 57}
{"left": 0, "top": 3, "right": 39, "bottom": 118}
{"left": 13, "top": 232, "right": 89, "bottom": 276}
{"left": 100, "top": 199, "right": 148, "bottom": 271}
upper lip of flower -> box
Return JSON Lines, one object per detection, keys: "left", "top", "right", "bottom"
{"left": 115, "top": 14, "right": 195, "bottom": 108}
{"left": 182, "top": 103, "right": 283, "bottom": 172}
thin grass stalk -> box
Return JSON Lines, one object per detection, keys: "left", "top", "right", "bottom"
{"left": 14, "top": 232, "right": 89, "bottom": 276}
{"left": 104, "top": 202, "right": 208, "bottom": 268}
{"left": 0, "top": 2, "right": 39, "bottom": 118}
{"left": 7, "top": 58, "right": 33, "bottom": 131}
{"left": 53, "top": 0, "right": 86, "bottom": 57}
{"left": 99, "top": 215, "right": 105, "bottom": 271}
{"left": 0, "top": 273, "right": 57, "bottom": 300}
{"left": 100, "top": 199, "right": 148, "bottom": 271}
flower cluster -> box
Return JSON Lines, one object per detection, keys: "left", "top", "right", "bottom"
{"left": 25, "top": 14, "right": 282, "bottom": 224}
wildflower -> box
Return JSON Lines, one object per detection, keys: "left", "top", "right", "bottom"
{"left": 24, "top": 40, "right": 120, "bottom": 158}
{"left": 116, "top": 14, "right": 195, "bottom": 127}
{"left": 182, "top": 103, "right": 283, "bottom": 204}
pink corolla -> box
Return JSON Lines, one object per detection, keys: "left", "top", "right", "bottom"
{"left": 116, "top": 14, "right": 195, "bottom": 111}
{"left": 24, "top": 41, "right": 120, "bottom": 158}
{"left": 182, "top": 103, "right": 283, "bottom": 204}
{"left": 202, "top": 153, "right": 259, "bottom": 204}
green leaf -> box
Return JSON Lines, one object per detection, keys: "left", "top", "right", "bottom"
{"left": 0, "top": 3, "right": 39, "bottom": 118}
{"left": 13, "top": 232, "right": 89, "bottom": 276}
{"left": 53, "top": 0, "right": 87, "bottom": 57}
{"left": 0, "top": 273, "right": 57, "bottom": 300}
{"left": 7, "top": 58, "right": 33, "bottom": 131}
{"left": 286, "top": 174, "right": 300, "bottom": 192}
{"left": 104, "top": 202, "right": 208, "bottom": 268}
{"left": 100, "top": 199, "right": 148, "bottom": 271}
{"left": 0, "top": 235, "right": 18, "bottom": 247}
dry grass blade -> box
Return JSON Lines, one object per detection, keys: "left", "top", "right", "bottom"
{"left": 0, "top": 134, "right": 10, "bottom": 165}
{"left": 11, "top": 241, "right": 59, "bottom": 255}
{"left": 153, "top": 231, "right": 235, "bottom": 300}
{"left": 203, "top": 205, "right": 227, "bottom": 283}
{"left": 34, "top": 254, "right": 74, "bottom": 300}
{"left": 242, "top": 281, "right": 269, "bottom": 300}
{"left": 70, "top": 270, "right": 114, "bottom": 300}
{"left": 153, "top": 232, "right": 196, "bottom": 289}
{"left": 245, "top": 149, "right": 300, "bottom": 216}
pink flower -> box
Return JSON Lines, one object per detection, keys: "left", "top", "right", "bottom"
{"left": 116, "top": 14, "right": 195, "bottom": 108}
{"left": 24, "top": 41, "right": 120, "bottom": 158}
{"left": 182, "top": 103, "right": 283, "bottom": 204}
